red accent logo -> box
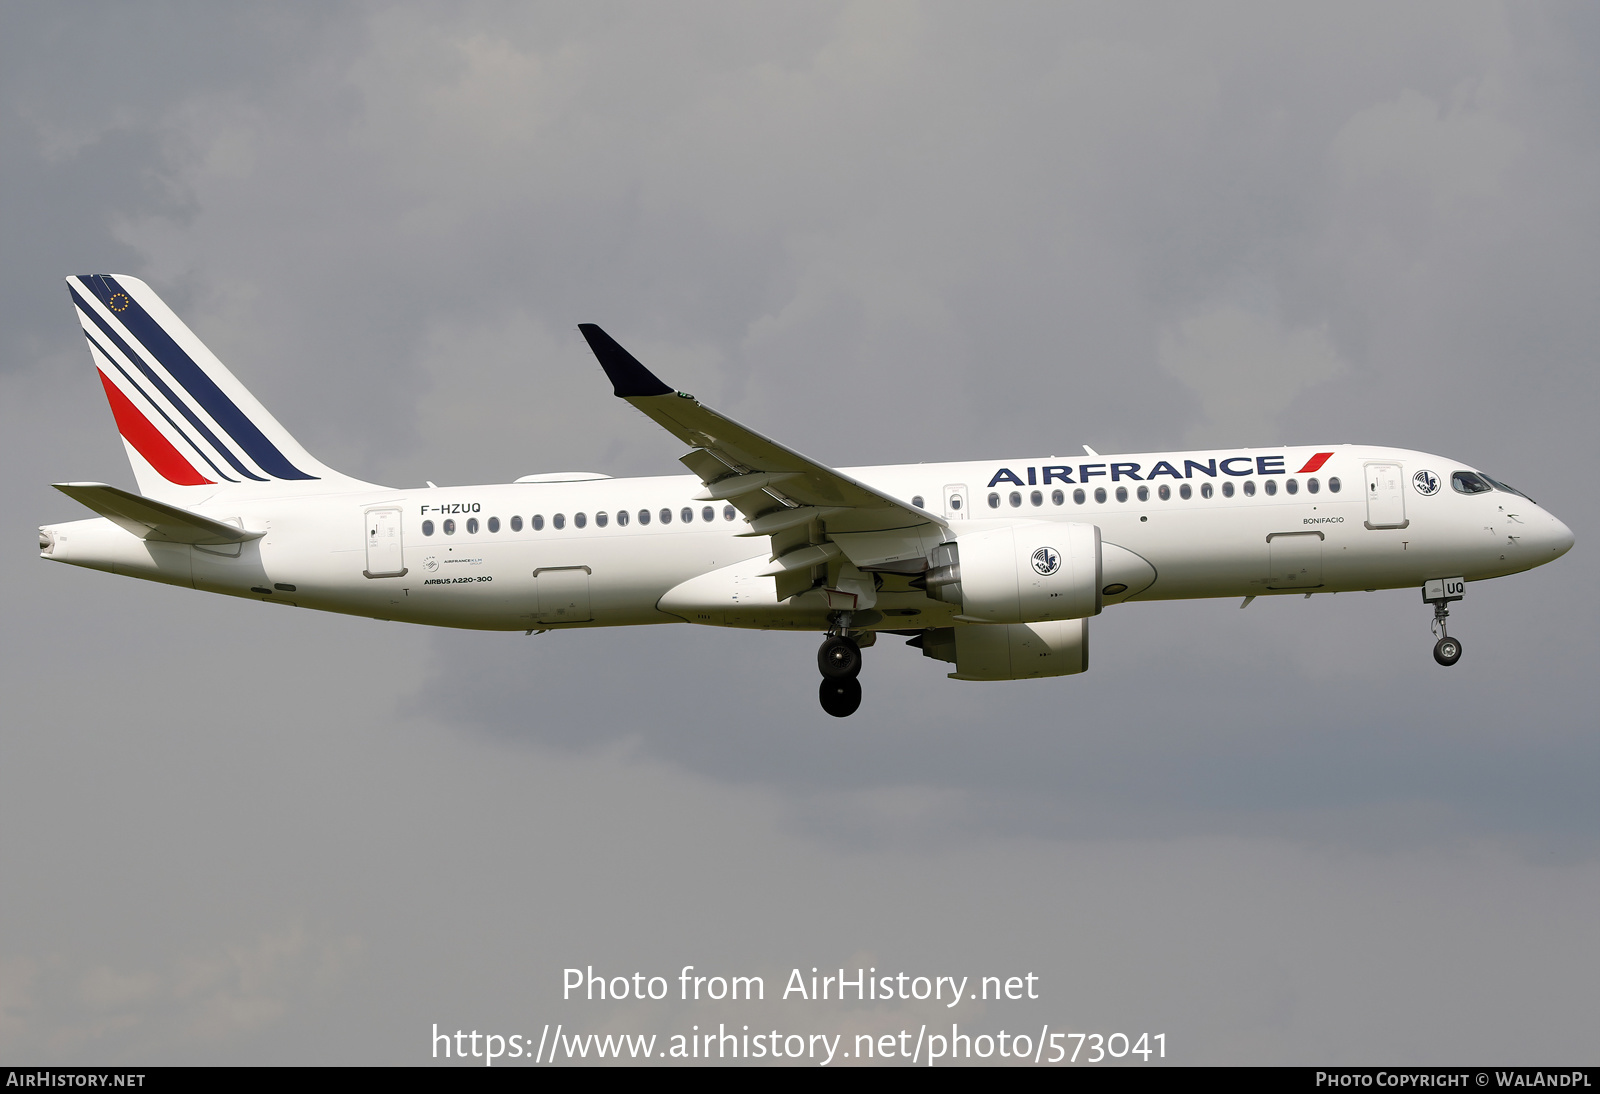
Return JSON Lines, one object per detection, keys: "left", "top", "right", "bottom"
{"left": 1296, "top": 452, "right": 1333, "bottom": 474}
{"left": 97, "top": 370, "right": 213, "bottom": 486}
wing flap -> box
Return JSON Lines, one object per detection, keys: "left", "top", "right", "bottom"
{"left": 53, "top": 482, "right": 264, "bottom": 545}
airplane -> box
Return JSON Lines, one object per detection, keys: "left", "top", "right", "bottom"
{"left": 40, "top": 275, "right": 1576, "bottom": 717}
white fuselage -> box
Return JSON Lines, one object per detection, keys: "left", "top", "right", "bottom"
{"left": 40, "top": 444, "right": 1574, "bottom": 633}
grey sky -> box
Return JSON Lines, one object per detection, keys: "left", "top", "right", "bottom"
{"left": 2, "top": 1, "right": 1596, "bottom": 1064}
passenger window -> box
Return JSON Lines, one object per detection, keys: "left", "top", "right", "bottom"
{"left": 1051, "top": 489, "right": 1064, "bottom": 505}
{"left": 1452, "top": 471, "right": 1492, "bottom": 495}
{"left": 723, "top": 505, "right": 735, "bottom": 521}
{"left": 1328, "top": 477, "right": 1341, "bottom": 493}
{"left": 1179, "top": 484, "right": 1192, "bottom": 500}
{"left": 660, "top": 508, "right": 672, "bottom": 524}
{"left": 511, "top": 515, "right": 523, "bottom": 532}
{"left": 618, "top": 510, "right": 630, "bottom": 527}
{"left": 1307, "top": 478, "right": 1319, "bottom": 494}
{"left": 680, "top": 507, "right": 693, "bottom": 524}
{"left": 532, "top": 514, "right": 545, "bottom": 531}
{"left": 950, "top": 495, "right": 963, "bottom": 511}
{"left": 596, "top": 512, "right": 609, "bottom": 528}
{"left": 1221, "top": 481, "right": 1234, "bottom": 498}
{"left": 1094, "top": 487, "right": 1107, "bottom": 504}
{"left": 1200, "top": 482, "right": 1213, "bottom": 499}
{"left": 1137, "top": 485, "right": 1149, "bottom": 501}
{"left": 1073, "top": 488, "right": 1086, "bottom": 505}
{"left": 988, "top": 492, "right": 1000, "bottom": 509}
{"left": 575, "top": 512, "right": 587, "bottom": 529}
{"left": 1265, "top": 480, "right": 1278, "bottom": 496}
{"left": 443, "top": 518, "right": 456, "bottom": 535}
{"left": 1286, "top": 478, "right": 1298, "bottom": 495}
{"left": 1009, "top": 491, "right": 1022, "bottom": 508}
{"left": 702, "top": 506, "right": 714, "bottom": 522}
{"left": 638, "top": 509, "right": 650, "bottom": 525}
{"left": 553, "top": 513, "right": 566, "bottom": 529}
{"left": 1158, "top": 484, "right": 1171, "bottom": 501}
{"left": 466, "top": 517, "right": 479, "bottom": 534}
{"left": 422, "top": 520, "right": 435, "bottom": 536}
{"left": 1243, "top": 481, "right": 1256, "bottom": 497}
{"left": 911, "top": 495, "right": 924, "bottom": 508}
{"left": 488, "top": 516, "right": 501, "bottom": 532}
{"left": 1030, "top": 490, "right": 1042, "bottom": 507}
{"left": 1115, "top": 486, "right": 1128, "bottom": 502}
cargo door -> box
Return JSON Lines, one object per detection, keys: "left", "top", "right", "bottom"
{"left": 1267, "top": 531, "right": 1324, "bottom": 589}
{"left": 535, "top": 566, "right": 592, "bottom": 623}
{"left": 364, "top": 508, "right": 406, "bottom": 577}
{"left": 1364, "top": 463, "right": 1408, "bottom": 529}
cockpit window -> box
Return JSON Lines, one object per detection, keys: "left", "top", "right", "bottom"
{"left": 1481, "top": 474, "right": 1534, "bottom": 502}
{"left": 1451, "top": 471, "right": 1492, "bottom": 495}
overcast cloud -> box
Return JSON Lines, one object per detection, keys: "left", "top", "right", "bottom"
{"left": 2, "top": 1, "right": 1596, "bottom": 1064}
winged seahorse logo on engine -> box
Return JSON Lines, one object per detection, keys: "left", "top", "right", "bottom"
{"left": 1031, "top": 546, "right": 1061, "bottom": 576}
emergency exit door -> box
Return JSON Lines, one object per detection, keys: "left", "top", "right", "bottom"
{"left": 1364, "top": 463, "right": 1408, "bottom": 529}
{"left": 364, "top": 508, "right": 406, "bottom": 577}
{"left": 943, "top": 484, "right": 969, "bottom": 520}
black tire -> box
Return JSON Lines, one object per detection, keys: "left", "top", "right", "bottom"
{"left": 1433, "top": 636, "right": 1462, "bottom": 666}
{"left": 819, "top": 677, "right": 862, "bottom": 718}
{"left": 818, "top": 635, "right": 862, "bottom": 679}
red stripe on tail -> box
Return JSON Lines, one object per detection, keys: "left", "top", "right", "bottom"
{"left": 97, "top": 370, "right": 214, "bottom": 486}
{"left": 1297, "top": 452, "right": 1333, "bottom": 474}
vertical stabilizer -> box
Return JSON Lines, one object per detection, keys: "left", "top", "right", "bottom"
{"left": 66, "top": 275, "right": 376, "bottom": 503}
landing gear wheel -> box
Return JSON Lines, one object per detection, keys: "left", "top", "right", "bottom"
{"left": 819, "top": 677, "right": 862, "bottom": 718}
{"left": 1433, "top": 636, "right": 1462, "bottom": 666}
{"left": 818, "top": 635, "right": 862, "bottom": 679}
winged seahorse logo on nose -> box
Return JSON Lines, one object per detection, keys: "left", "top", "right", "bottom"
{"left": 1413, "top": 470, "right": 1441, "bottom": 496}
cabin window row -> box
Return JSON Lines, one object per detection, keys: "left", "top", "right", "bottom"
{"left": 420, "top": 504, "right": 738, "bottom": 537}
{"left": 986, "top": 477, "right": 1339, "bottom": 509}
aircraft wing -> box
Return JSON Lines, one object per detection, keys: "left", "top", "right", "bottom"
{"left": 579, "top": 324, "right": 948, "bottom": 599}
{"left": 53, "top": 482, "right": 264, "bottom": 545}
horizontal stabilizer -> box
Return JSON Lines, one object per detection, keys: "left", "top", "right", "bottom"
{"left": 53, "top": 482, "right": 264, "bottom": 545}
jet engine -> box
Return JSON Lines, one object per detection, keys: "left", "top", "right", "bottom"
{"left": 922, "top": 521, "right": 1101, "bottom": 624}
{"left": 917, "top": 619, "right": 1089, "bottom": 681}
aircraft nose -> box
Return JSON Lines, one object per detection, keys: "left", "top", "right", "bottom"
{"left": 1543, "top": 513, "right": 1575, "bottom": 559}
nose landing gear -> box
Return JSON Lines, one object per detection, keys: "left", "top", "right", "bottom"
{"left": 817, "top": 614, "right": 864, "bottom": 717}
{"left": 1423, "top": 577, "right": 1466, "bottom": 667}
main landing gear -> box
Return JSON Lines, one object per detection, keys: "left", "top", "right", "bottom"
{"left": 817, "top": 615, "right": 863, "bottom": 718}
{"left": 1423, "top": 577, "right": 1466, "bottom": 667}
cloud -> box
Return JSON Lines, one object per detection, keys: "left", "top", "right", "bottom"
{"left": 1161, "top": 305, "right": 1347, "bottom": 446}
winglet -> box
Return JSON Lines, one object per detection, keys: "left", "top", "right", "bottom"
{"left": 578, "top": 324, "right": 674, "bottom": 398}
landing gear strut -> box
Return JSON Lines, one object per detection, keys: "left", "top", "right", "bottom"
{"left": 1423, "top": 577, "right": 1465, "bottom": 667}
{"left": 817, "top": 613, "right": 864, "bottom": 717}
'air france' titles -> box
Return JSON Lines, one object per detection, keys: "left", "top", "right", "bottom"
{"left": 985, "top": 451, "right": 1333, "bottom": 489}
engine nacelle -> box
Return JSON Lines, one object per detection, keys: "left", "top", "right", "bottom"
{"left": 920, "top": 619, "right": 1089, "bottom": 681}
{"left": 923, "top": 521, "right": 1101, "bottom": 624}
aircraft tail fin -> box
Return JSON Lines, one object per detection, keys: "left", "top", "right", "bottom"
{"left": 66, "top": 275, "right": 375, "bottom": 504}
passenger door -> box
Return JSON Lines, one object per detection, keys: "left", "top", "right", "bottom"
{"left": 1364, "top": 463, "right": 1408, "bottom": 529}
{"left": 364, "top": 508, "right": 406, "bottom": 577}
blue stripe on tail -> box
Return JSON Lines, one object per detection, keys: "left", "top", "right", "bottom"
{"left": 75, "top": 276, "right": 316, "bottom": 481}
{"left": 71, "top": 286, "right": 267, "bottom": 482}
{"left": 83, "top": 330, "right": 239, "bottom": 483}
